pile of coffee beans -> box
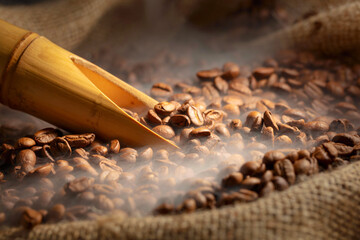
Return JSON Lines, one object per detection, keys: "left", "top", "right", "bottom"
{"left": 1, "top": 50, "right": 360, "bottom": 229}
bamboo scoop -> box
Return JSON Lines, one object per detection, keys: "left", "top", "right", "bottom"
{"left": 0, "top": 19, "right": 178, "bottom": 149}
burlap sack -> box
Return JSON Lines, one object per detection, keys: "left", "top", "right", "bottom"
{"left": 259, "top": 0, "right": 360, "bottom": 56}
{"left": 1, "top": 1, "right": 360, "bottom": 239}
{"left": 0, "top": 0, "right": 121, "bottom": 49}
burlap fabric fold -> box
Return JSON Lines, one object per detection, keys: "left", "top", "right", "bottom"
{"left": 1, "top": 1, "right": 360, "bottom": 239}
{"left": 257, "top": 0, "right": 360, "bottom": 56}
{"left": 1, "top": 161, "right": 359, "bottom": 240}
{"left": 0, "top": 0, "right": 120, "bottom": 49}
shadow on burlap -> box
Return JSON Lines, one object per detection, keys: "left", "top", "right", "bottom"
{"left": 1, "top": 0, "right": 360, "bottom": 239}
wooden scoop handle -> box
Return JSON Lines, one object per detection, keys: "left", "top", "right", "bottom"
{"left": 0, "top": 19, "right": 178, "bottom": 149}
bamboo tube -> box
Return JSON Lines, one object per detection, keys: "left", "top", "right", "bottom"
{"left": 0, "top": 19, "right": 178, "bottom": 149}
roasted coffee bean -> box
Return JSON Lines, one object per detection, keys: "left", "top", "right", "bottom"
{"left": 326, "top": 80, "right": 345, "bottom": 97}
{"left": 34, "top": 128, "right": 62, "bottom": 145}
{"left": 150, "top": 83, "right": 173, "bottom": 97}
{"left": 272, "top": 176, "right": 289, "bottom": 191}
{"left": 274, "top": 159, "right": 295, "bottom": 185}
{"left": 222, "top": 62, "right": 240, "bottom": 79}
{"left": 259, "top": 181, "right": 275, "bottom": 197}
{"left": 253, "top": 67, "right": 275, "bottom": 79}
{"left": 65, "top": 177, "right": 95, "bottom": 194}
{"left": 304, "top": 121, "right": 329, "bottom": 137}
{"left": 50, "top": 137, "right": 72, "bottom": 158}
{"left": 222, "top": 189, "right": 258, "bottom": 205}
{"left": 271, "top": 82, "right": 292, "bottom": 93}
{"left": 95, "top": 195, "right": 115, "bottom": 211}
{"left": 204, "top": 109, "right": 224, "bottom": 123}
{"left": 28, "top": 163, "right": 54, "bottom": 178}
{"left": 283, "top": 108, "right": 307, "bottom": 120}
{"left": 263, "top": 110, "right": 279, "bottom": 132}
{"left": 229, "top": 80, "right": 252, "bottom": 95}
{"left": 274, "top": 135, "right": 293, "bottom": 147}
{"left": 63, "top": 134, "right": 95, "bottom": 148}
{"left": 223, "top": 95, "right": 243, "bottom": 106}
{"left": 304, "top": 82, "right": 323, "bottom": 99}
{"left": 77, "top": 191, "right": 95, "bottom": 202}
{"left": 240, "top": 161, "right": 261, "bottom": 176}
{"left": 147, "top": 109, "right": 162, "bottom": 125}
{"left": 214, "top": 76, "right": 229, "bottom": 94}
{"left": 16, "top": 149, "right": 36, "bottom": 173}
{"left": 152, "top": 125, "right": 175, "bottom": 139}
{"left": 154, "top": 203, "right": 174, "bottom": 215}
{"left": 46, "top": 204, "right": 65, "bottom": 223}
{"left": 0, "top": 212, "right": 5, "bottom": 225}
{"left": 189, "top": 127, "right": 211, "bottom": 139}
{"left": 332, "top": 133, "right": 360, "bottom": 146}
{"left": 261, "top": 126, "right": 274, "bottom": 143}
{"left": 222, "top": 104, "right": 240, "bottom": 117}
{"left": 75, "top": 163, "right": 98, "bottom": 177}
{"left": 260, "top": 170, "right": 273, "bottom": 184}
{"left": 241, "top": 177, "right": 261, "bottom": 190}
{"left": 329, "top": 119, "right": 352, "bottom": 133}
{"left": 229, "top": 119, "right": 242, "bottom": 131}
{"left": 90, "top": 145, "right": 108, "bottom": 156}
{"left": 222, "top": 172, "right": 243, "bottom": 187}
{"left": 196, "top": 68, "right": 222, "bottom": 81}
{"left": 215, "top": 124, "right": 230, "bottom": 138}
{"left": 245, "top": 111, "right": 263, "bottom": 131}
{"left": 294, "top": 159, "right": 311, "bottom": 175}
{"left": 15, "top": 137, "right": 36, "bottom": 149}
{"left": 20, "top": 208, "right": 42, "bottom": 229}
{"left": 179, "top": 198, "right": 197, "bottom": 213}
{"left": 109, "top": 139, "right": 120, "bottom": 154}
{"left": 263, "top": 150, "right": 286, "bottom": 167}
{"left": 154, "top": 102, "right": 176, "bottom": 117}
{"left": 187, "top": 105, "right": 204, "bottom": 126}
{"left": 138, "top": 147, "right": 153, "bottom": 162}
{"left": 169, "top": 114, "right": 191, "bottom": 128}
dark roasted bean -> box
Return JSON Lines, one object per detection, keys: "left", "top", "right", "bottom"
{"left": 150, "top": 83, "right": 173, "bottom": 97}
{"left": 34, "top": 128, "right": 62, "bottom": 145}
{"left": 90, "top": 145, "right": 108, "bottom": 156}
{"left": 222, "top": 62, "right": 240, "bottom": 79}
{"left": 65, "top": 177, "right": 95, "bottom": 194}
{"left": 253, "top": 67, "right": 275, "bottom": 79}
{"left": 189, "top": 127, "right": 211, "bottom": 139}
{"left": 50, "top": 137, "right": 72, "bottom": 158}
{"left": 196, "top": 68, "right": 222, "bottom": 81}
{"left": 154, "top": 102, "right": 176, "bottom": 117}
{"left": 263, "top": 150, "right": 285, "bottom": 167}
{"left": 152, "top": 125, "right": 175, "bottom": 139}
{"left": 15, "top": 137, "right": 36, "bottom": 149}
{"left": 169, "top": 114, "right": 191, "bottom": 128}
{"left": 20, "top": 208, "right": 42, "bottom": 229}
{"left": 222, "top": 172, "right": 243, "bottom": 187}
{"left": 274, "top": 159, "right": 295, "bottom": 185}
{"left": 63, "top": 134, "right": 95, "bottom": 148}
{"left": 272, "top": 176, "right": 289, "bottom": 191}
{"left": 187, "top": 105, "right": 204, "bottom": 126}
{"left": 109, "top": 139, "right": 121, "bottom": 154}
{"left": 46, "top": 204, "right": 65, "bottom": 223}
{"left": 16, "top": 149, "right": 36, "bottom": 173}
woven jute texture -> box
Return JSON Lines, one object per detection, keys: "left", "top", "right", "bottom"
{"left": 1, "top": 161, "right": 360, "bottom": 240}
{"left": 0, "top": 0, "right": 120, "bottom": 50}
{"left": 256, "top": 1, "right": 360, "bottom": 56}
